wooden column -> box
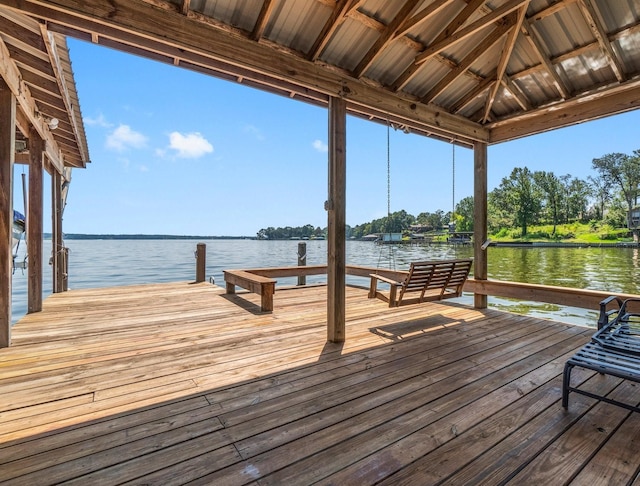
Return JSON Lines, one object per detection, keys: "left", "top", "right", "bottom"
{"left": 473, "top": 140, "right": 488, "bottom": 309}
{"left": 51, "top": 169, "right": 64, "bottom": 293}
{"left": 0, "top": 80, "right": 15, "bottom": 347}
{"left": 327, "top": 96, "right": 346, "bottom": 343}
{"left": 28, "top": 126, "right": 44, "bottom": 312}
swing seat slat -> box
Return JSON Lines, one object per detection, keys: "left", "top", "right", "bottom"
{"left": 368, "top": 258, "right": 472, "bottom": 307}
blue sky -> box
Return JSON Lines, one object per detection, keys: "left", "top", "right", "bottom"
{"left": 19, "top": 38, "right": 640, "bottom": 236}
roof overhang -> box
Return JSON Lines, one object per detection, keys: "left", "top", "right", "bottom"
{"left": 1, "top": 0, "right": 638, "bottom": 151}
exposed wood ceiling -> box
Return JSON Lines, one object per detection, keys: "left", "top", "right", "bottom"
{"left": 1, "top": 0, "right": 639, "bottom": 150}
{"left": 0, "top": 7, "right": 88, "bottom": 170}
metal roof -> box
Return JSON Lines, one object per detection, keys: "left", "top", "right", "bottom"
{"left": 2, "top": 0, "right": 639, "bottom": 149}
{"left": 0, "top": 7, "right": 89, "bottom": 169}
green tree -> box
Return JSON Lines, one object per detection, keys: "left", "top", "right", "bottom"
{"left": 533, "top": 171, "right": 563, "bottom": 234}
{"left": 587, "top": 174, "right": 613, "bottom": 221}
{"left": 455, "top": 196, "right": 474, "bottom": 232}
{"left": 592, "top": 151, "right": 640, "bottom": 229}
{"left": 491, "top": 167, "right": 542, "bottom": 236}
{"left": 566, "top": 177, "right": 590, "bottom": 223}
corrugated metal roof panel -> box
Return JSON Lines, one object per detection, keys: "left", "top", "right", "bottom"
{"left": 192, "top": 0, "right": 260, "bottom": 31}
{"left": 265, "top": 1, "right": 329, "bottom": 54}
{"left": 366, "top": 42, "right": 418, "bottom": 87}
{"left": 320, "top": 17, "right": 380, "bottom": 72}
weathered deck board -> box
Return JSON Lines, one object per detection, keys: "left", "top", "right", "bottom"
{"left": 0, "top": 281, "right": 637, "bottom": 485}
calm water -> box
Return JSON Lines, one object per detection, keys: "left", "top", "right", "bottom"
{"left": 11, "top": 239, "right": 640, "bottom": 327}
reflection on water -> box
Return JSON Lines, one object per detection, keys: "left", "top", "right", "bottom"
{"left": 12, "top": 240, "right": 640, "bottom": 327}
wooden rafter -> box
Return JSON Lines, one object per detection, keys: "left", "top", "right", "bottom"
{"left": 352, "top": 0, "right": 421, "bottom": 78}
{"left": 577, "top": 0, "right": 625, "bottom": 82}
{"left": 421, "top": 15, "right": 515, "bottom": 104}
{"left": 450, "top": 70, "right": 496, "bottom": 113}
{"left": 414, "top": 0, "right": 530, "bottom": 65}
{"left": 521, "top": 17, "right": 571, "bottom": 99}
{"left": 482, "top": 5, "right": 528, "bottom": 122}
{"left": 391, "top": 0, "right": 487, "bottom": 92}
{"left": 501, "top": 74, "right": 532, "bottom": 111}
{"left": 39, "top": 25, "right": 85, "bottom": 161}
{"left": 8, "top": 0, "right": 487, "bottom": 143}
{"left": 180, "top": 0, "right": 189, "bottom": 16}
{"left": 0, "top": 32, "right": 62, "bottom": 171}
{"left": 394, "top": 0, "right": 453, "bottom": 39}
{"left": 530, "top": 0, "right": 577, "bottom": 22}
{"left": 489, "top": 77, "right": 640, "bottom": 142}
{"left": 308, "top": 0, "right": 361, "bottom": 61}
{"left": 251, "top": 0, "right": 275, "bottom": 42}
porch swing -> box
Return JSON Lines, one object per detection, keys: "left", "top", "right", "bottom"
{"left": 368, "top": 123, "right": 473, "bottom": 307}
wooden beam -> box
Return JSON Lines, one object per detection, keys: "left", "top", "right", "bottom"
{"left": 308, "top": 0, "right": 358, "bottom": 61}
{"left": 450, "top": 70, "right": 497, "bottom": 114}
{"left": 180, "top": 0, "right": 189, "bottom": 16}
{"left": 421, "top": 17, "right": 514, "bottom": 104}
{"left": 27, "top": 125, "right": 43, "bottom": 313}
{"left": 251, "top": 0, "right": 275, "bottom": 41}
{"left": 391, "top": 0, "right": 486, "bottom": 92}
{"left": 0, "top": 79, "right": 15, "bottom": 347}
{"left": 489, "top": 77, "right": 640, "bottom": 142}
{"left": 51, "top": 169, "right": 63, "bottom": 293}
{"left": 473, "top": 140, "right": 487, "bottom": 309}
{"left": 521, "top": 17, "right": 571, "bottom": 99}
{"left": 352, "top": 0, "right": 421, "bottom": 78}
{"left": 529, "top": 0, "right": 576, "bottom": 22}
{"left": 482, "top": 6, "right": 528, "bottom": 122}
{"left": 577, "top": 0, "right": 625, "bottom": 82}
{"left": 327, "top": 96, "right": 346, "bottom": 343}
{"left": 414, "top": 0, "right": 530, "bottom": 65}
{"left": 394, "top": 0, "right": 453, "bottom": 39}
{"left": 0, "top": 32, "right": 63, "bottom": 172}
{"left": 39, "top": 25, "right": 86, "bottom": 163}
{"left": 5, "top": 0, "right": 488, "bottom": 142}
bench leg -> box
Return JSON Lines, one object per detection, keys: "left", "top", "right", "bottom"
{"left": 368, "top": 278, "right": 377, "bottom": 299}
{"left": 389, "top": 285, "right": 398, "bottom": 307}
{"left": 261, "top": 283, "right": 275, "bottom": 312}
{"left": 226, "top": 282, "right": 236, "bottom": 295}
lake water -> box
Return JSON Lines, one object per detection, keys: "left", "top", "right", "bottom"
{"left": 11, "top": 239, "right": 640, "bottom": 327}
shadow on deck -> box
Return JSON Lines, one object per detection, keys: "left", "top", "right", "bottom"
{"left": 1, "top": 282, "right": 639, "bottom": 485}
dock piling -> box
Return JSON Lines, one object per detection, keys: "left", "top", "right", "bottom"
{"left": 195, "top": 243, "right": 206, "bottom": 283}
{"left": 297, "top": 242, "right": 306, "bottom": 286}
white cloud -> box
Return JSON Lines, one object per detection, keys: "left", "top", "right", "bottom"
{"left": 312, "top": 139, "right": 328, "bottom": 153}
{"left": 84, "top": 113, "right": 112, "bottom": 128}
{"left": 168, "top": 131, "right": 214, "bottom": 159}
{"left": 106, "top": 124, "right": 147, "bottom": 151}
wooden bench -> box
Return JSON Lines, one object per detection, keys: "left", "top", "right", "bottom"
{"left": 223, "top": 264, "right": 417, "bottom": 312}
{"left": 563, "top": 296, "right": 640, "bottom": 412}
{"left": 369, "top": 258, "right": 473, "bottom": 307}
{"left": 224, "top": 270, "right": 276, "bottom": 312}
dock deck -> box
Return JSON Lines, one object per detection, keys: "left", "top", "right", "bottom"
{"left": 1, "top": 282, "right": 639, "bottom": 485}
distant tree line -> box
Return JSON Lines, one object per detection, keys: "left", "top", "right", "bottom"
{"left": 257, "top": 224, "right": 325, "bottom": 240}
{"left": 257, "top": 151, "right": 640, "bottom": 240}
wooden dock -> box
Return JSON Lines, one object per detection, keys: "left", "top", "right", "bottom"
{"left": 1, "top": 281, "right": 639, "bottom": 485}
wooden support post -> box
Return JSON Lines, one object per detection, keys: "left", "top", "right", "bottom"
{"left": 51, "top": 170, "right": 64, "bottom": 293}
{"left": 28, "top": 126, "right": 44, "bottom": 313}
{"left": 0, "top": 79, "right": 15, "bottom": 347}
{"left": 327, "top": 97, "right": 346, "bottom": 343}
{"left": 297, "top": 242, "right": 306, "bottom": 286}
{"left": 195, "top": 243, "right": 206, "bottom": 283}
{"left": 473, "top": 140, "right": 488, "bottom": 309}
